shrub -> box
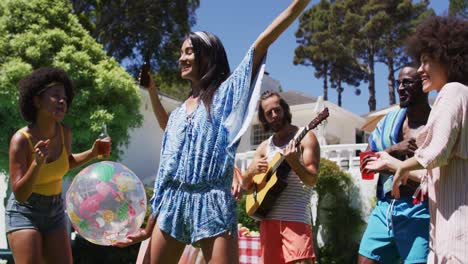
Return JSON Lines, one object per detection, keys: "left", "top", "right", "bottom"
{"left": 314, "top": 158, "right": 365, "bottom": 264}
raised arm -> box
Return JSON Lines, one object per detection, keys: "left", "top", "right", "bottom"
{"left": 252, "top": 0, "right": 311, "bottom": 75}
{"left": 146, "top": 75, "right": 168, "bottom": 130}
{"left": 365, "top": 152, "right": 425, "bottom": 183}
{"left": 66, "top": 127, "right": 99, "bottom": 169}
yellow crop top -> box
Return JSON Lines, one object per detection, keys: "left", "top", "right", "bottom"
{"left": 20, "top": 125, "right": 69, "bottom": 195}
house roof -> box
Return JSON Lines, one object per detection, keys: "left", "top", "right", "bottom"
{"left": 279, "top": 91, "right": 317, "bottom": 106}
{"left": 360, "top": 96, "right": 436, "bottom": 132}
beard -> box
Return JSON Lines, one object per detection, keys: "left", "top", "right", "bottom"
{"left": 269, "top": 119, "right": 286, "bottom": 132}
{"left": 399, "top": 98, "right": 410, "bottom": 108}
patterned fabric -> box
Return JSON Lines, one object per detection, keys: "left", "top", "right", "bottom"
{"left": 414, "top": 82, "right": 468, "bottom": 263}
{"left": 150, "top": 45, "right": 266, "bottom": 244}
{"left": 239, "top": 236, "right": 261, "bottom": 264}
{"left": 368, "top": 108, "right": 407, "bottom": 199}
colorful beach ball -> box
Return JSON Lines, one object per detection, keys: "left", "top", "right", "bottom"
{"left": 66, "top": 161, "right": 147, "bottom": 246}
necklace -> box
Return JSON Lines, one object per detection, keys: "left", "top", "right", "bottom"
{"left": 30, "top": 124, "right": 58, "bottom": 141}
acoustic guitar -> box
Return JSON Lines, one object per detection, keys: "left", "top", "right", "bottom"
{"left": 245, "top": 108, "right": 329, "bottom": 220}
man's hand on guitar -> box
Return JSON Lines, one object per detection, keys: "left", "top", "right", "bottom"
{"left": 251, "top": 156, "right": 269, "bottom": 175}
{"left": 283, "top": 139, "right": 300, "bottom": 165}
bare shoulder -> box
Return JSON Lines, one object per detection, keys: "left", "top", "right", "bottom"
{"left": 302, "top": 130, "right": 319, "bottom": 145}
{"left": 10, "top": 128, "right": 31, "bottom": 152}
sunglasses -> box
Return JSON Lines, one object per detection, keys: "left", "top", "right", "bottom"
{"left": 396, "top": 78, "right": 421, "bottom": 88}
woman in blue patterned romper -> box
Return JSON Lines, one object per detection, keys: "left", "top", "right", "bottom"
{"left": 117, "top": 1, "right": 312, "bottom": 262}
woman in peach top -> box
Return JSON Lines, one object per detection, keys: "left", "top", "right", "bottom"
{"left": 367, "top": 16, "right": 468, "bottom": 263}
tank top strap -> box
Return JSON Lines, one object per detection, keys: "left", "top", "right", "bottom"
{"left": 266, "top": 135, "right": 274, "bottom": 157}
{"left": 59, "top": 124, "right": 65, "bottom": 145}
{"left": 19, "top": 129, "right": 34, "bottom": 152}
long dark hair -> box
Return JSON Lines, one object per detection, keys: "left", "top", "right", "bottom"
{"left": 187, "top": 31, "right": 230, "bottom": 116}
{"left": 258, "top": 91, "right": 292, "bottom": 132}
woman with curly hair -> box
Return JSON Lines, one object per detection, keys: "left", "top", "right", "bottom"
{"left": 6, "top": 67, "right": 110, "bottom": 263}
{"left": 366, "top": 16, "right": 468, "bottom": 262}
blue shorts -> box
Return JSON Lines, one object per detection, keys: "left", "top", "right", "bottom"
{"left": 5, "top": 192, "right": 66, "bottom": 234}
{"left": 152, "top": 181, "right": 238, "bottom": 245}
{"left": 359, "top": 196, "right": 429, "bottom": 264}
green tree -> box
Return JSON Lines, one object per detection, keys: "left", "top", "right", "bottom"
{"left": 327, "top": 1, "right": 364, "bottom": 106}
{"left": 295, "top": 0, "right": 334, "bottom": 101}
{"left": 343, "top": 0, "right": 434, "bottom": 111}
{"left": 69, "top": 0, "right": 199, "bottom": 98}
{"left": 295, "top": 0, "right": 364, "bottom": 106}
{"left": 449, "top": 0, "right": 468, "bottom": 18}
{"left": 314, "top": 158, "right": 365, "bottom": 264}
{"left": 329, "top": 59, "right": 363, "bottom": 107}
{"left": 0, "top": 0, "right": 142, "bottom": 173}
{"left": 376, "top": 0, "right": 433, "bottom": 105}
{"left": 341, "top": 0, "right": 390, "bottom": 112}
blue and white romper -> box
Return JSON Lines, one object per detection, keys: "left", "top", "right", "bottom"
{"left": 150, "top": 45, "right": 265, "bottom": 244}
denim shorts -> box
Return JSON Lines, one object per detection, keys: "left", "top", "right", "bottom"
{"left": 5, "top": 192, "right": 66, "bottom": 234}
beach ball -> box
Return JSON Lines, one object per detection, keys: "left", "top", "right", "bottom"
{"left": 66, "top": 161, "right": 147, "bottom": 246}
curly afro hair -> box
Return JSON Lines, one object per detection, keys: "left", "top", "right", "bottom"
{"left": 406, "top": 16, "right": 468, "bottom": 85}
{"left": 18, "top": 67, "right": 74, "bottom": 123}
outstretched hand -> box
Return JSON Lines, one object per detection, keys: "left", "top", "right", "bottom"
{"left": 113, "top": 228, "right": 149, "bottom": 248}
{"left": 363, "top": 151, "right": 397, "bottom": 173}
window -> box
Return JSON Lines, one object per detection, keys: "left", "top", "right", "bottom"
{"left": 355, "top": 129, "right": 370, "bottom": 144}
{"left": 251, "top": 124, "right": 273, "bottom": 147}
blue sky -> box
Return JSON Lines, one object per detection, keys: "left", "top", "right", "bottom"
{"left": 192, "top": 1, "right": 449, "bottom": 115}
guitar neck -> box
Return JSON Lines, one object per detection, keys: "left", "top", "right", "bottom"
{"left": 293, "top": 127, "right": 309, "bottom": 147}
{"left": 292, "top": 108, "right": 328, "bottom": 147}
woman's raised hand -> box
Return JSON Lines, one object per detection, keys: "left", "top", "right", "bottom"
{"left": 34, "top": 139, "right": 50, "bottom": 165}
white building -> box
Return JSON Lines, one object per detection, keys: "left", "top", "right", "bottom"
{"left": 118, "top": 89, "right": 180, "bottom": 186}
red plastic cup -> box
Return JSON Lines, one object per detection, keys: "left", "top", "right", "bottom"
{"left": 359, "top": 151, "right": 375, "bottom": 180}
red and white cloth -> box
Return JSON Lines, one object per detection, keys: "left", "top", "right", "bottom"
{"left": 137, "top": 236, "right": 261, "bottom": 264}
{"left": 239, "top": 236, "right": 261, "bottom": 264}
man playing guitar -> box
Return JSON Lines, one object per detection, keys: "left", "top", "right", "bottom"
{"left": 241, "top": 91, "right": 320, "bottom": 264}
